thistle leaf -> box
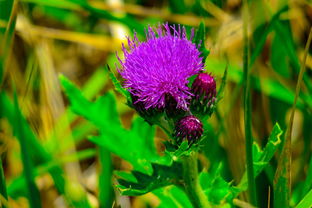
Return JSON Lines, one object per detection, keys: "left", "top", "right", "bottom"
{"left": 60, "top": 75, "right": 172, "bottom": 176}
{"left": 237, "top": 123, "right": 283, "bottom": 191}
{"left": 116, "top": 163, "right": 182, "bottom": 196}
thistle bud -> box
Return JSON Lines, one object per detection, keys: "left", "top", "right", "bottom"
{"left": 174, "top": 115, "right": 203, "bottom": 145}
{"left": 190, "top": 73, "right": 216, "bottom": 116}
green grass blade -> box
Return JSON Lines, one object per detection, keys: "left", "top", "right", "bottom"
{"left": 216, "top": 63, "right": 228, "bottom": 100}
{"left": 168, "top": 0, "right": 187, "bottom": 14}
{"left": 8, "top": 149, "right": 95, "bottom": 200}
{"left": 20, "top": 0, "right": 80, "bottom": 10}
{"left": 20, "top": 0, "right": 144, "bottom": 35}
{"left": 0, "top": 91, "right": 8, "bottom": 208}
{"left": 98, "top": 147, "right": 113, "bottom": 208}
{"left": 66, "top": 0, "right": 144, "bottom": 35}
{"left": 2, "top": 90, "right": 92, "bottom": 207}
{"left": 0, "top": 0, "right": 16, "bottom": 85}
{"left": 274, "top": 27, "right": 312, "bottom": 208}
{"left": 273, "top": 21, "right": 312, "bottom": 94}
{"left": 0, "top": 91, "right": 66, "bottom": 194}
{"left": 301, "top": 155, "right": 312, "bottom": 201}
{"left": 0, "top": 0, "right": 14, "bottom": 22}
{"left": 0, "top": 158, "right": 8, "bottom": 208}
{"left": 249, "top": 5, "right": 288, "bottom": 68}
{"left": 242, "top": 0, "right": 257, "bottom": 205}
{"left": 295, "top": 189, "right": 312, "bottom": 208}
{"left": 13, "top": 91, "right": 42, "bottom": 208}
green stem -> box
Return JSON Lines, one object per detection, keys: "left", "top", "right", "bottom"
{"left": 242, "top": 0, "right": 257, "bottom": 206}
{"left": 182, "top": 152, "right": 210, "bottom": 208}
{"left": 0, "top": 158, "right": 8, "bottom": 208}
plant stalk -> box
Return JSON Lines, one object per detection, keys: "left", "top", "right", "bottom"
{"left": 182, "top": 152, "right": 210, "bottom": 208}
{"left": 242, "top": 0, "right": 257, "bottom": 206}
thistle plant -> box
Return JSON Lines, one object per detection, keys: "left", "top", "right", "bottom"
{"left": 117, "top": 23, "right": 215, "bottom": 143}
{"left": 116, "top": 23, "right": 217, "bottom": 207}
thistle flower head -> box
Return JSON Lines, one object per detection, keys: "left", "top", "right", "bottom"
{"left": 174, "top": 115, "right": 203, "bottom": 144}
{"left": 190, "top": 73, "right": 216, "bottom": 116}
{"left": 117, "top": 23, "right": 203, "bottom": 111}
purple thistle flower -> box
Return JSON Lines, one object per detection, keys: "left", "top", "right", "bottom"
{"left": 174, "top": 115, "right": 203, "bottom": 144}
{"left": 117, "top": 23, "right": 204, "bottom": 111}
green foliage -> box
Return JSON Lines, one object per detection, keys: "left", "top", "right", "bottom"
{"left": 250, "top": 5, "right": 288, "bottom": 67}
{"left": 168, "top": 0, "right": 187, "bottom": 14}
{"left": 0, "top": 0, "right": 14, "bottom": 22}
{"left": 22, "top": 0, "right": 144, "bottom": 35}
{"left": 274, "top": 171, "right": 289, "bottom": 208}
{"left": 271, "top": 33, "right": 290, "bottom": 78}
{"left": 0, "top": 158, "right": 8, "bottom": 208}
{"left": 98, "top": 147, "right": 113, "bottom": 208}
{"left": 0, "top": 91, "right": 65, "bottom": 195}
{"left": 237, "top": 123, "right": 283, "bottom": 191}
{"left": 67, "top": 0, "right": 145, "bottom": 35}
{"left": 193, "top": 22, "right": 210, "bottom": 63}
{"left": 295, "top": 189, "right": 312, "bottom": 208}
{"left": 165, "top": 140, "right": 201, "bottom": 158}
{"left": 205, "top": 58, "right": 312, "bottom": 109}
{"left": 300, "top": 155, "right": 312, "bottom": 203}
{"left": 0, "top": 91, "right": 93, "bottom": 207}
{"left": 107, "top": 65, "right": 131, "bottom": 101}
{"left": 13, "top": 91, "right": 42, "bottom": 208}
{"left": 216, "top": 64, "right": 228, "bottom": 102}
{"left": 253, "top": 124, "right": 283, "bottom": 175}
{"left": 116, "top": 163, "right": 182, "bottom": 196}
{"left": 273, "top": 20, "right": 312, "bottom": 94}
{"left": 153, "top": 186, "right": 193, "bottom": 208}
{"left": 199, "top": 165, "right": 239, "bottom": 206}
{"left": 242, "top": 2, "right": 257, "bottom": 203}
{"left": 21, "top": 0, "right": 80, "bottom": 10}
{"left": 275, "top": 24, "right": 312, "bottom": 208}
{"left": 90, "top": 117, "right": 171, "bottom": 175}
{"left": 60, "top": 75, "right": 173, "bottom": 176}
{"left": 7, "top": 149, "right": 95, "bottom": 201}
{"left": 0, "top": 0, "right": 16, "bottom": 84}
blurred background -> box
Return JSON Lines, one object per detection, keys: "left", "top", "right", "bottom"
{"left": 0, "top": 0, "right": 312, "bottom": 207}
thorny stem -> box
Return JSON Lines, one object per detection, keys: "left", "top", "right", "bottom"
{"left": 182, "top": 152, "right": 210, "bottom": 208}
